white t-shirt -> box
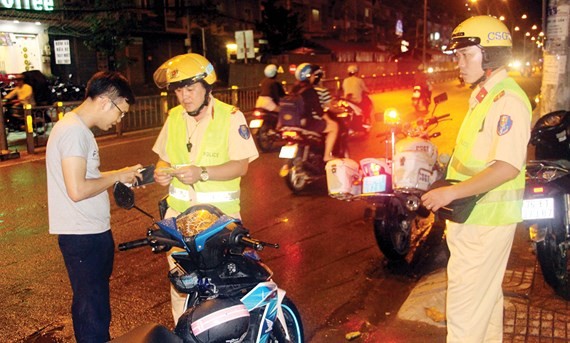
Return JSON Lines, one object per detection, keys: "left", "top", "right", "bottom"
{"left": 46, "top": 112, "right": 111, "bottom": 235}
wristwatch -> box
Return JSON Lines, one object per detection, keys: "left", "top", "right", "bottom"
{"left": 199, "top": 166, "right": 209, "bottom": 181}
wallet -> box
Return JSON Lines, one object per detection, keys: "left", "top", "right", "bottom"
{"left": 136, "top": 165, "right": 155, "bottom": 186}
{"left": 429, "top": 179, "right": 486, "bottom": 223}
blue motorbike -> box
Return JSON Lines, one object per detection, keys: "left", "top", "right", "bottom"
{"left": 112, "top": 183, "right": 304, "bottom": 342}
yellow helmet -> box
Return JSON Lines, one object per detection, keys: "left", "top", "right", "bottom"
{"left": 153, "top": 53, "right": 217, "bottom": 89}
{"left": 447, "top": 15, "right": 512, "bottom": 51}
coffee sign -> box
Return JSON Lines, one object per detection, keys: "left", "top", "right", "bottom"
{"left": 0, "top": 0, "right": 54, "bottom": 11}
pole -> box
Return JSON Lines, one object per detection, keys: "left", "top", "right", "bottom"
{"left": 201, "top": 27, "right": 207, "bottom": 58}
{"left": 422, "top": 0, "right": 427, "bottom": 68}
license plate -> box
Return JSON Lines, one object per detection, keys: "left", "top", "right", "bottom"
{"left": 249, "top": 119, "right": 264, "bottom": 129}
{"left": 522, "top": 198, "right": 554, "bottom": 220}
{"left": 279, "top": 144, "right": 298, "bottom": 159}
{"left": 362, "top": 175, "right": 388, "bottom": 194}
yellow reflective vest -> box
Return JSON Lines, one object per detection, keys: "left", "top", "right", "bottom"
{"left": 447, "top": 77, "right": 531, "bottom": 225}
{"left": 165, "top": 99, "right": 241, "bottom": 215}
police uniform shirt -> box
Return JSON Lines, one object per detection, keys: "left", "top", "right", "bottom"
{"left": 153, "top": 96, "right": 259, "bottom": 166}
{"left": 467, "top": 69, "right": 530, "bottom": 172}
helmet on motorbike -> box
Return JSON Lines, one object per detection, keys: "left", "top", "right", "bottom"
{"left": 446, "top": 15, "right": 512, "bottom": 70}
{"left": 295, "top": 63, "right": 313, "bottom": 82}
{"left": 153, "top": 53, "right": 217, "bottom": 90}
{"left": 347, "top": 65, "right": 358, "bottom": 75}
{"left": 264, "top": 64, "right": 278, "bottom": 78}
{"left": 175, "top": 298, "right": 250, "bottom": 343}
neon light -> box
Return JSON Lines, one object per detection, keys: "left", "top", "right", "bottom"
{"left": 0, "top": 0, "right": 54, "bottom": 11}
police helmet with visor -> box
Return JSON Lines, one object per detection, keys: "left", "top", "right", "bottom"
{"left": 153, "top": 53, "right": 216, "bottom": 116}
{"left": 446, "top": 15, "right": 512, "bottom": 70}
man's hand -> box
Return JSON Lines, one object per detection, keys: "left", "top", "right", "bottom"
{"left": 171, "top": 165, "right": 201, "bottom": 185}
{"left": 116, "top": 165, "right": 143, "bottom": 185}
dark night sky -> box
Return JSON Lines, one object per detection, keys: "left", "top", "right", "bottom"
{"left": 429, "top": 0, "right": 544, "bottom": 31}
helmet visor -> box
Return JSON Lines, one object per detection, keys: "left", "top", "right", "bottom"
{"left": 446, "top": 36, "right": 481, "bottom": 51}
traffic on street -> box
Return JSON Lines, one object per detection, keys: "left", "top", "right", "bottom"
{"left": 3, "top": 73, "right": 569, "bottom": 343}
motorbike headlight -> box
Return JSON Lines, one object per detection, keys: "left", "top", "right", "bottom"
{"left": 383, "top": 108, "right": 400, "bottom": 124}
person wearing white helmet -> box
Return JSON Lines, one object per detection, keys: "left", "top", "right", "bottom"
{"left": 341, "top": 65, "right": 369, "bottom": 104}
{"left": 255, "top": 64, "right": 285, "bottom": 112}
{"left": 151, "top": 53, "right": 259, "bottom": 324}
{"left": 341, "top": 65, "right": 372, "bottom": 126}
{"left": 421, "top": 16, "right": 531, "bottom": 343}
{"left": 292, "top": 63, "right": 338, "bottom": 161}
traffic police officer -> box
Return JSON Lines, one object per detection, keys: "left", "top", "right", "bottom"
{"left": 421, "top": 16, "right": 531, "bottom": 342}
{"left": 152, "top": 53, "right": 259, "bottom": 324}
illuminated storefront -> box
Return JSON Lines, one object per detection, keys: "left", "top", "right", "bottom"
{"left": 0, "top": 1, "right": 54, "bottom": 75}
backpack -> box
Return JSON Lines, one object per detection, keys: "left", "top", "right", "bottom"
{"left": 278, "top": 93, "right": 304, "bottom": 128}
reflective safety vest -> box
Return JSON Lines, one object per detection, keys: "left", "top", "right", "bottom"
{"left": 447, "top": 77, "right": 531, "bottom": 225}
{"left": 165, "top": 99, "right": 241, "bottom": 214}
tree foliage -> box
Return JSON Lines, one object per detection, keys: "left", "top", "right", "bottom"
{"left": 83, "top": 0, "right": 137, "bottom": 70}
{"left": 256, "top": 1, "right": 304, "bottom": 55}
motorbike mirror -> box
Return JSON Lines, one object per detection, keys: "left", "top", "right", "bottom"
{"left": 433, "top": 93, "right": 448, "bottom": 105}
{"left": 113, "top": 182, "right": 135, "bottom": 210}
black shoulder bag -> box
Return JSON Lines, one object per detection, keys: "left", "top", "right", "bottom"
{"left": 429, "top": 179, "right": 487, "bottom": 223}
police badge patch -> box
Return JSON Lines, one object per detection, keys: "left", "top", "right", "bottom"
{"left": 497, "top": 115, "right": 513, "bottom": 136}
{"left": 239, "top": 124, "right": 251, "bottom": 139}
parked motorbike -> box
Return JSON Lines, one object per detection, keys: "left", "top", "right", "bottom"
{"left": 278, "top": 110, "right": 351, "bottom": 194}
{"left": 249, "top": 108, "right": 281, "bottom": 152}
{"left": 522, "top": 110, "right": 570, "bottom": 300}
{"left": 326, "top": 93, "right": 450, "bottom": 263}
{"left": 111, "top": 182, "right": 304, "bottom": 342}
{"left": 411, "top": 85, "right": 432, "bottom": 112}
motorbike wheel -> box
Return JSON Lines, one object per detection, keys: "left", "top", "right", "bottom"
{"left": 373, "top": 198, "right": 441, "bottom": 262}
{"left": 535, "top": 224, "right": 570, "bottom": 300}
{"left": 246, "top": 296, "right": 304, "bottom": 343}
{"left": 256, "top": 122, "right": 276, "bottom": 153}
{"left": 285, "top": 160, "right": 308, "bottom": 193}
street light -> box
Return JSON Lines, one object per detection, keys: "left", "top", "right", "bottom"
{"left": 523, "top": 32, "right": 530, "bottom": 62}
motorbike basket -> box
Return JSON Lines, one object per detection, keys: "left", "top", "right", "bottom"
{"left": 168, "top": 266, "right": 199, "bottom": 294}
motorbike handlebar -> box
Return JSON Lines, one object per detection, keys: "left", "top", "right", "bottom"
{"left": 237, "top": 234, "right": 279, "bottom": 251}
{"left": 118, "top": 238, "right": 150, "bottom": 251}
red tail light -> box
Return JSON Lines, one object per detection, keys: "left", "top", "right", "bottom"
{"left": 532, "top": 187, "right": 544, "bottom": 194}
{"left": 253, "top": 110, "right": 262, "bottom": 117}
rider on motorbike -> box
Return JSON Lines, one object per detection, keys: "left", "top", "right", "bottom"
{"left": 293, "top": 63, "right": 338, "bottom": 161}
{"left": 255, "top": 64, "right": 286, "bottom": 112}
{"left": 342, "top": 65, "right": 372, "bottom": 127}
{"left": 3, "top": 74, "right": 35, "bottom": 106}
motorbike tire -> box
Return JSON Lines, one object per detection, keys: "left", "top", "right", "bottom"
{"left": 285, "top": 159, "right": 308, "bottom": 193}
{"left": 256, "top": 122, "right": 276, "bottom": 153}
{"left": 535, "top": 224, "right": 570, "bottom": 300}
{"left": 245, "top": 296, "right": 304, "bottom": 343}
{"left": 373, "top": 197, "right": 442, "bottom": 262}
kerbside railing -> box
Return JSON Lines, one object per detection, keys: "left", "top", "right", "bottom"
{"left": 1, "top": 70, "right": 458, "bottom": 154}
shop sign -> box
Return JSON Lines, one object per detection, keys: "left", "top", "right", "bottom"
{"left": 54, "top": 40, "right": 71, "bottom": 65}
{"left": 0, "top": 0, "right": 54, "bottom": 11}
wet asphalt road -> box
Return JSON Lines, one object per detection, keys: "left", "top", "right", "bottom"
{"left": 2, "top": 75, "right": 558, "bottom": 343}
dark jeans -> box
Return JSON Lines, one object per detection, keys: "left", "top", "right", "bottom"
{"left": 58, "top": 230, "right": 115, "bottom": 343}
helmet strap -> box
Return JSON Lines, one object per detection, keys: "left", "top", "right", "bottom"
{"left": 186, "top": 89, "right": 212, "bottom": 117}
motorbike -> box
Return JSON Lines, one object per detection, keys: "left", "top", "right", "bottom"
{"left": 249, "top": 108, "right": 281, "bottom": 153}
{"left": 111, "top": 182, "right": 304, "bottom": 342}
{"left": 522, "top": 109, "right": 570, "bottom": 300}
{"left": 326, "top": 93, "right": 450, "bottom": 264}
{"left": 2, "top": 99, "right": 52, "bottom": 134}
{"left": 411, "top": 84, "right": 432, "bottom": 112}
{"left": 278, "top": 110, "right": 351, "bottom": 194}
{"left": 329, "top": 97, "right": 372, "bottom": 137}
